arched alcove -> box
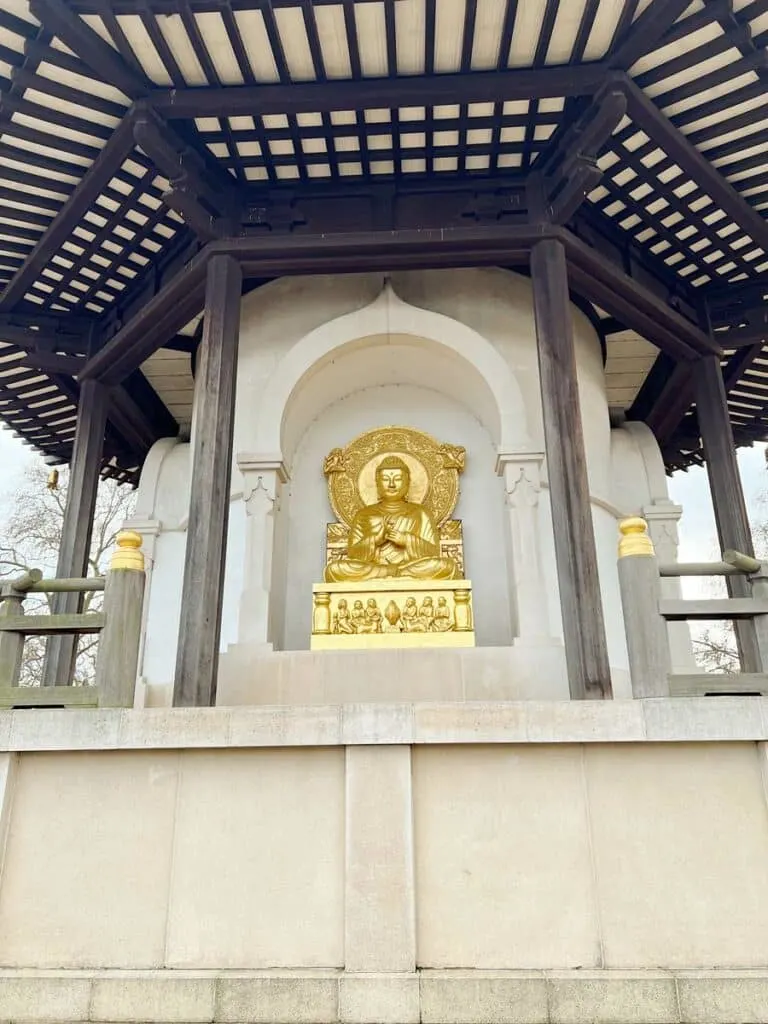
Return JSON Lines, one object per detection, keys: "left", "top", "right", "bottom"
{"left": 252, "top": 282, "right": 532, "bottom": 469}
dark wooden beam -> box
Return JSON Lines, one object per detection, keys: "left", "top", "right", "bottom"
{"left": 41, "top": 378, "right": 110, "bottom": 687}
{"left": 711, "top": 305, "right": 768, "bottom": 348}
{"left": 173, "top": 254, "right": 242, "bottom": 707}
{"left": 608, "top": 0, "right": 695, "bottom": 70}
{"left": 152, "top": 63, "right": 608, "bottom": 119}
{"left": 0, "top": 113, "right": 137, "bottom": 311}
{"left": 695, "top": 354, "right": 763, "bottom": 672}
{"left": 20, "top": 353, "right": 86, "bottom": 376}
{"left": 79, "top": 222, "right": 551, "bottom": 384}
{"left": 29, "top": 0, "right": 147, "bottom": 99}
{"left": 133, "top": 109, "right": 240, "bottom": 239}
{"left": 530, "top": 237, "right": 612, "bottom": 699}
{"left": 538, "top": 87, "right": 627, "bottom": 224}
{"left": 79, "top": 246, "right": 210, "bottom": 385}
{"left": 564, "top": 232, "right": 719, "bottom": 359}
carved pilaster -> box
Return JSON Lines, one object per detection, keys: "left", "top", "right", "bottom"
{"left": 496, "top": 452, "right": 552, "bottom": 641}
{"left": 642, "top": 499, "right": 695, "bottom": 671}
{"left": 120, "top": 515, "right": 160, "bottom": 705}
{"left": 237, "top": 454, "right": 289, "bottom": 647}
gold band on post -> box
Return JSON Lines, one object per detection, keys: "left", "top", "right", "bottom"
{"left": 618, "top": 517, "right": 655, "bottom": 558}
{"left": 110, "top": 530, "right": 145, "bottom": 571}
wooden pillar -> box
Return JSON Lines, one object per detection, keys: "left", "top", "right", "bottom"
{"left": 173, "top": 254, "right": 242, "bottom": 707}
{"left": 42, "top": 378, "right": 109, "bottom": 686}
{"left": 694, "top": 354, "right": 762, "bottom": 671}
{"left": 530, "top": 238, "right": 612, "bottom": 698}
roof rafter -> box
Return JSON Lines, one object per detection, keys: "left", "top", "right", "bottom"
{"left": 613, "top": 72, "right": 768, "bottom": 258}
{"left": 0, "top": 112, "right": 139, "bottom": 311}
{"left": 608, "top": 0, "right": 696, "bottom": 70}
{"left": 28, "top": 0, "right": 148, "bottom": 99}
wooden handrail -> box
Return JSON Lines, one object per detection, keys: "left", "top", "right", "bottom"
{"left": 658, "top": 549, "right": 761, "bottom": 578}
{"left": 0, "top": 532, "right": 145, "bottom": 705}
{"left": 0, "top": 575, "right": 105, "bottom": 599}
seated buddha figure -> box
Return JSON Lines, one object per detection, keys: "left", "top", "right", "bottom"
{"left": 325, "top": 455, "right": 458, "bottom": 583}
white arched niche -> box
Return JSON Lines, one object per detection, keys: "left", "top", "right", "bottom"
{"left": 249, "top": 284, "right": 537, "bottom": 651}
{"left": 251, "top": 283, "right": 531, "bottom": 463}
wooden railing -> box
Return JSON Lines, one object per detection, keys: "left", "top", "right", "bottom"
{"left": 618, "top": 519, "right": 768, "bottom": 698}
{"left": 0, "top": 532, "right": 145, "bottom": 709}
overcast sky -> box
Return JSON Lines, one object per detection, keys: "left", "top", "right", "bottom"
{"left": 1, "top": 422, "right": 766, "bottom": 562}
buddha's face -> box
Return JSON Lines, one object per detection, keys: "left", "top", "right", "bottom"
{"left": 376, "top": 463, "right": 409, "bottom": 501}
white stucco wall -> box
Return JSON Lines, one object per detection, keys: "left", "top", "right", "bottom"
{"left": 133, "top": 267, "right": 682, "bottom": 700}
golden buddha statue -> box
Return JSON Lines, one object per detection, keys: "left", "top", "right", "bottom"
{"left": 324, "top": 455, "right": 458, "bottom": 583}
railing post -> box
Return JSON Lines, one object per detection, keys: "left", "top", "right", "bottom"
{"left": 0, "top": 570, "right": 42, "bottom": 688}
{"left": 748, "top": 563, "right": 768, "bottom": 673}
{"left": 95, "top": 531, "right": 145, "bottom": 708}
{"left": 618, "top": 518, "right": 670, "bottom": 697}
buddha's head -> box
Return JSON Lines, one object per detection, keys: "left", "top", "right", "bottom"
{"left": 375, "top": 455, "right": 410, "bottom": 502}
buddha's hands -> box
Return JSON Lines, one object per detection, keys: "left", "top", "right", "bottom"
{"left": 384, "top": 520, "right": 407, "bottom": 546}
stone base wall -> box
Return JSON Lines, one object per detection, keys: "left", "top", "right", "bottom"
{"left": 1, "top": 968, "right": 766, "bottom": 1024}
{"left": 2, "top": 701, "right": 768, "bottom": 1022}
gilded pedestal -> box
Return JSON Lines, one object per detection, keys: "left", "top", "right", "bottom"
{"left": 311, "top": 579, "right": 475, "bottom": 649}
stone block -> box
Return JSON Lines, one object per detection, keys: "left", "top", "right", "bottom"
{"left": 412, "top": 702, "right": 527, "bottom": 743}
{"left": 339, "top": 974, "right": 419, "bottom": 1024}
{"left": 460, "top": 646, "right": 569, "bottom": 702}
{"left": 0, "top": 711, "right": 11, "bottom": 750}
{"left": 341, "top": 704, "right": 413, "bottom": 745}
{"left": 118, "top": 709, "right": 231, "bottom": 748}
{"left": 215, "top": 976, "right": 339, "bottom": 1023}
{"left": 643, "top": 698, "right": 764, "bottom": 742}
{"left": 228, "top": 706, "right": 342, "bottom": 747}
{"left": 8, "top": 709, "right": 120, "bottom": 750}
{"left": 420, "top": 971, "right": 547, "bottom": 1023}
{"left": 524, "top": 700, "right": 645, "bottom": 743}
{"left": 166, "top": 749, "right": 344, "bottom": 968}
{"left": 585, "top": 743, "right": 768, "bottom": 967}
{"left": 345, "top": 746, "right": 415, "bottom": 971}
{"left": 90, "top": 976, "right": 215, "bottom": 1022}
{"left": 413, "top": 746, "right": 599, "bottom": 968}
{"left": 547, "top": 971, "right": 678, "bottom": 1024}
{"left": 677, "top": 971, "right": 768, "bottom": 1023}
{"left": 0, "top": 751, "right": 178, "bottom": 968}
{"left": 0, "top": 975, "right": 91, "bottom": 1021}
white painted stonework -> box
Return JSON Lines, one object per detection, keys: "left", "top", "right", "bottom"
{"left": 133, "top": 268, "right": 690, "bottom": 705}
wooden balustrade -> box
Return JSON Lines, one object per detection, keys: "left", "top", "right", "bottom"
{"left": 618, "top": 519, "right": 768, "bottom": 698}
{"left": 0, "top": 531, "right": 145, "bottom": 709}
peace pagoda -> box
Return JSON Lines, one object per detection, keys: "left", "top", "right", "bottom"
{"left": 2, "top": 3, "right": 768, "bottom": 1024}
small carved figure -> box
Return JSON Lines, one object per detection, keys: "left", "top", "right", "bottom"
{"left": 418, "top": 596, "right": 435, "bottom": 630}
{"left": 439, "top": 443, "right": 466, "bottom": 471}
{"left": 356, "top": 597, "right": 383, "bottom": 633}
{"left": 351, "top": 599, "right": 366, "bottom": 631}
{"left": 323, "top": 448, "right": 347, "bottom": 475}
{"left": 332, "top": 598, "right": 355, "bottom": 634}
{"left": 402, "top": 596, "right": 426, "bottom": 632}
{"left": 431, "top": 596, "right": 453, "bottom": 631}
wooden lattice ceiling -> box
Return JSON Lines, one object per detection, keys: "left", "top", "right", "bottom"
{"left": 2, "top": 0, "right": 768, "bottom": 480}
